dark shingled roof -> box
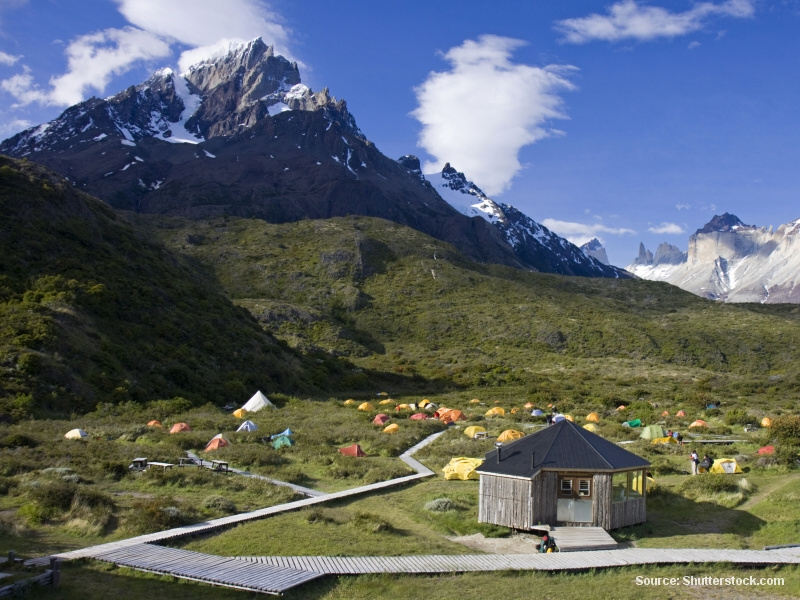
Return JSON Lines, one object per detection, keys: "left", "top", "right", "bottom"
{"left": 476, "top": 419, "right": 650, "bottom": 478}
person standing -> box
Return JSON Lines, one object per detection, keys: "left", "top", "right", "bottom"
{"left": 690, "top": 450, "right": 699, "bottom": 475}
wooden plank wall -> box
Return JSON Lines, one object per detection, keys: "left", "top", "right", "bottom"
{"left": 530, "top": 471, "right": 558, "bottom": 527}
{"left": 611, "top": 497, "right": 646, "bottom": 529}
{"left": 593, "top": 473, "right": 612, "bottom": 530}
{"left": 479, "top": 475, "right": 532, "bottom": 529}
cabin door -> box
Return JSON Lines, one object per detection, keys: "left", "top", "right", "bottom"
{"left": 556, "top": 475, "right": 593, "bottom": 523}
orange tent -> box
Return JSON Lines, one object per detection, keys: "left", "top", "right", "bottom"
{"left": 661, "top": 410, "right": 670, "bottom": 417}
{"left": 339, "top": 444, "right": 366, "bottom": 457}
{"left": 372, "top": 414, "right": 390, "bottom": 425}
{"left": 616, "top": 405, "right": 626, "bottom": 411}
{"left": 383, "top": 424, "right": 399, "bottom": 434}
{"left": 511, "top": 408, "right": 519, "bottom": 414}
{"left": 434, "top": 407, "right": 451, "bottom": 418}
{"left": 586, "top": 413, "right": 600, "bottom": 423}
{"left": 441, "top": 409, "right": 466, "bottom": 424}
{"left": 524, "top": 402, "right": 534, "bottom": 409}
{"left": 169, "top": 422, "right": 191, "bottom": 434}
{"left": 470, "top": 399, "right": 481, "bottom": 404}
{"left": 204, "top": 435, "right": 229, "bottom": 452}
{"left": 761, "top": 417, "right": 772, "bottom": 428}
{"left": 147, "top": 420, "right": 163, "bottom": 428}
{"left": 410, "top": 413, "right": 428, "bottom": 420}
{"left": 676, "top": 410, "right": 687, "bottom": 417}
{"left": 689, "top": 420, "right": 707, "bottom": 428}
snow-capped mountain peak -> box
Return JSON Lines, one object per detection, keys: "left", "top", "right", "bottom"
{"left": 426, "top": 163, "right": 505, "bottom": 224}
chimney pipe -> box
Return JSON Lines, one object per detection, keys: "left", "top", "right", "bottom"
{"left": 495, "top": 442, "right": 503, "bottom": 462}
{"left": 531, "top": 452, "right": 535, "bottom": 469}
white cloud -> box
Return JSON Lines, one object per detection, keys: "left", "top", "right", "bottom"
{"left": 412, "top": 35, "right": 576, "bottom": 196}
{"left": 688, "top": 41, "right": 701, "bottom": 49}
{"left": 648, "top": 222, "right": 685, "bottom": 234}
{"left": 0, "top": 0, "right": 292, "bottom": 108}
{"left": 542, "top": 218, "right": 636, "bottom": 247}
{"left": 676, "top": 203, "right": 690, "bottom": 210}
{"left": 114, "top": 0, "right": 293, "bottom": 73}
{"left": 0, "top": 51, "right": 20, "bottom": 66}
{"left": 0, "top": 117, "right": 31, "bottom": 137}
{"left": 555, "top": 0, "right": 755, "bottom": 44}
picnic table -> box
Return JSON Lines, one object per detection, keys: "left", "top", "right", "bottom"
{"left": 147, "top": 461, "right": 174, "bottom": 471}
{"left": 178, "top": 457, "right": 202, "bottom": 468}
{"left": 210, "top": 460, "right": 229, "bottom": 473}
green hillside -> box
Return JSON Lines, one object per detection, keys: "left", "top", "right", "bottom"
{"left": 138, "top": 213, "right": 800, "bottom": 411}
{"left": 0, "top": 157, "right": 351, "bottom": 418}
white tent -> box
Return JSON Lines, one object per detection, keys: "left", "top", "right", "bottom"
{"left": 64, "top": 428, "right": 88, "bottom": 440}
{"left": 552, "top": 414, "right": 566, "bottom": 423}
{"left": 236, "top": 420, "right": 258, "bottom": 432}
{"left": 242, "top": 390, "right": 275, "bottom": 412}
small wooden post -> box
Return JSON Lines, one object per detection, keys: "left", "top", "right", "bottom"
{"left": 7, "top": 550, "right": 14, "bottom": 562}
{"left": 49, "top": 558, "right": 60, "bottom": 589}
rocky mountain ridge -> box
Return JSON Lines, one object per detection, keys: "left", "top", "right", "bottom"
{"left": 2, "top": 37, "right": 624, "bottom": 278}
{"left": 627, "top": 213, "right": 800, "bottom": 303}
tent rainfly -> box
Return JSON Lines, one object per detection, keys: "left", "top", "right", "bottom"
{"left": 689, "top": 420, "right": 708, "bottom": 428}
{"left": 344, "top": 399, "right": 357, "bottom": 406}
{"left": 236, "top": 420, "right": 258, "bottom": 432}
{"left": 583, "top": 423, "right": 598, "bottom": 432}
{"left": 410, "top": 413, "right": 428, "bottom": 420}
{"left": 464, "top": 425, "right": 487, "bottom": 438}
{"left": 524, "top": 402, "right": 534, "bottom": 409}
{"left": 270, "top": 428, "right": 293, "bottom": 440}
{"left": 552, "top": 414, "right": 566, "bottom": 423}
{"left": 64, "top": 429, "right": 88, "bottom": 440}
{"left": 497, "top": 430, "right": 524, "bottom": 443}
{"left": 651, "top": 436, "right": 677, "bottom": 445}
{"left": 761, "top": 417, "right": 772, "bottom": 428}
{"left": 661, "top": 411, "right": 670, "bottom": 417}
{"left": 358, "top": 402, "right": 374, "bottom": 412}
{"left": 383, "top": 424, "right": 399, "bottom": 434}
{"left": 271, "top": 435, "right": 294, "bottom": 450}
{"left": 443, "top": 457, "right": 483, "bottom": 480}
{"left": 242, "top": 391, "right": 275, "bottom": 413}
{"left": 339, "top": 443, "right": 366, "bottom": 457}
{"left": 232, "top": 408, "right": 247, "bottom": 419}
{"left": 676, "top": 410, "right": 687, "bottom": 417}
{"left": 372, "top": 414, "right": 390, "bottom": 425}
{"left": 147, "top": 420, "right": 163, "bottom": 428}
{"left": 485, "top": 407, "right": 505, "bottom": 418}
{"left": 531, "top": 409, "right": 544, "bottom": 417}
{"left": 440, "top": 409, "right": 466, "bottom": 424}
{"left": 586, "top": 413, "right": 600, "bottom": 423}
{"left": 377, "top": 392, "right": 389, "bottom": 396}
{"left": 379, "top": 399, "right": 395, "bottom": 405}
{"left": 470, "top": 399, "right": 481, "bottom": 404}
{"left": 205, "top": 434, "right": 230, "bottom": 452}
{"left": 639, "top": 425, "right": 665, "bottom": 440}
{"left": 170, "top": 422, "right": 191, "bottom": 434}
{"left": 709, "top": 458, "right": 743, "bottom": 474}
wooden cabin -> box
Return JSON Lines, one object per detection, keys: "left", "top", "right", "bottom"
{"left": 476, "top": 419, "right": 650, "bottom": 531}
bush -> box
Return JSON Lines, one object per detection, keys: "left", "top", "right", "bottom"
{"left": 772, "top": 416, "right": 800, "bottom": 445}
{"left": 0, "top": 433, "right": 38, "bottom": 448}
{"left": 424, "top": 498, "right": 455, "bottom": 512}
{"left": 679, "top": 474, "right": 739, "bottom": 496}
{"left": 724, "top": 409, "right": 752, "bottom": 426}
{"left": 124, "top": 496, "right": 196, "bottom": 534}
{"left": 27, "top": 480, "right": 76, "bottom": 512}
{"left": 351, "top": 511, "right": 395, "bottom": 533}
{"left": 203, "top": 495, "right": 236, "bottom": 514}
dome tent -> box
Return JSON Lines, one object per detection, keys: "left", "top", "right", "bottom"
{"left": 443, "top": 457, "right": 483, "bottom": 480}
{"left": 236, "top": 420, "right": 258, "bottom": 432}
{"left": 64, "top": 428, "right": 88, "bottom": 440}
{"left": 464, "top": 426, "right": 487, "bottom": 438}
{"left": 170, "top": 422, "right": 191, "bottom": 434}
{"left": 204, "top": 434, "right": 230, "bottom": 452}
{"left": 339, "top": 443, "right": 366, "bottom": 457}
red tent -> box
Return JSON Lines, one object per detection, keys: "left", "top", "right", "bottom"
{"left": 169, "top": 422, "right": 191, "bottom": 434}
{"left": 147, "top": 420, "right": 163, "bottom": 428}
{"left": 204, "top": 435, "right": 230, "bottom": 452}
{"left": 410, "top": 413, "right": 428, "bottom": 420}
{"left": 757, "top": 445, "right": 775, "bottom": 455}
{"left": 338, "top": 443, "right": 367, "bottom": 457}
{"left": 372, "top": 414, "right": 390, "bottom": 425}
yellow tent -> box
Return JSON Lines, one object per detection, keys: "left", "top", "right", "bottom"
{"left": 485, "top": 407, "right": 505, "bottom": 418}
{"left": 419, "top": 399, "right": 430, "bottom": 408}
{"left": 583, "top": 423, "right": 598, "bottom": 432}
{"left": 233, "top": 408, "right": 247, "bottom": 419}
{"left": 344, "top": 399, "right": 357, "bottom": 406}
{"left": 379, "top": 399, "right": 395, "bottom": 405}
{"left": 709, "top": 458, "right": 743, "bottom": 474}
{"left": 377, "top": 392, "right": 389, "bottom": 396}
{"left": 383, "top": 423, "right": 399, "bottom": 434}
{"left": 524, "top": 402, "right": 534, "bottom": 409}
{"left": 470, "top": 399, "right": 481, "bottom": 404}
{"left": 586, "top": 412, "right": 600, "bottom": 423}
{"left": 632, "top": 473, "right": 657, "bottom": 494}
{"left": 442, "top": 457, "right": 483, "bottom": 480}
{"left": 511, "top": 408, "right": 519, "bottom": 414}
{"left": 761, "top": 417, "right": 772, "bottom": 428}
{"left": 651, "top": 436, "right": 678, "bottom": 445}
{"left": 497, "top": 430, "right": 524, "bottom": 443}
{"left": 564, "top": 414, "right": 574, "bottom": 422}
{"left": 358, "top": 402, "right": 375, "bottom": 411}
{"left": 396, "top": 403, "right": 412, "bottom": 411}
{"left": 464, "top": 426, "right": 487, "bottom": 438}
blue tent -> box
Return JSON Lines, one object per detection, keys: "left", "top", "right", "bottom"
{"left": 270, "top": 428, "right": 293, "bottom": 440}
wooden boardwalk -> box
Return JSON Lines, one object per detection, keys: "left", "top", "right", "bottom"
{"left": 97, "top": 543, "right": 322, "bottom": 595}
{"left": 33, "top": 430, "right": 448, "bottom": 564}
{"left": 239, "top": 546, "right": 800, "bottom": 575}
{"left": 549, "top": 527, "right": 618, "bottom": 552}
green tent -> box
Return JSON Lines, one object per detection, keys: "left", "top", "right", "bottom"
{"left": 622, "top": 419, "right": 642, "bottom": 428}
{"left": 639, "top": 424, "right": 664, "bottom": 440}
{"left": 271, "top": 435, "right": 294, "bottom": 450}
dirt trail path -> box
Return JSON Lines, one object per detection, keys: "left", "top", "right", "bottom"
{"left": 740, "top": 472, "right": 800, "bottom": 510}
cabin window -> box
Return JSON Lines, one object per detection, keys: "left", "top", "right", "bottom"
{"left": 560, "top": 479, "right": 572, "bottom": 494}
{"left": 613, "top": 471, "right": 645, "bottom": 502}
{"left": 557, "top": 475, "right": 593, "bottom": 522}
{"left": 628, "top": 471, "right": 644, "bottom": 499}
{"left": 578, "top": 479, "right": 591, "bottom": 497}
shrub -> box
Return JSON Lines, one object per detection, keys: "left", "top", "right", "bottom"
{"left": 203, "top": 495, "right": 236, "bottom": 514}
{"left": 27, "top": 480, "right": 76, "bottom": 512}
{"left": 124, "top": 496, "right": 196, "bottom": 534}
{"left": 724, "top": 409, "right": 751, "bottom": 427}
{"left": 351, "top": 511, "right": 394, "bottom": 533}
{"left": 0, "top": 433, "right": 37, "bottom": 448}
{"left": 679, "top": 474, "right": 739, "bottom": 496}
{"left": 424, "top": 498, "right": 455, "bottom": 512}
{"left": 772, "top": 416, "right": 800, "bottom": 445}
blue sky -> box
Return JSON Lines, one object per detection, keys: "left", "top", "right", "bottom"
{"left": 1, "top": 0, "right": 798, "bottom": 266}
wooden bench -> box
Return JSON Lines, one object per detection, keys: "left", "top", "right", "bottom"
{"left": 128, "top": 458, "right": 148, "bottom": 471}
{"left": 147, "top": 461, "right": 174, "bottom": 472}
{"left": 210, "top": 460, "right": 229, "bottom": 473}
{"left": 178, "top": 458, "right": 201, "bottom": 468}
